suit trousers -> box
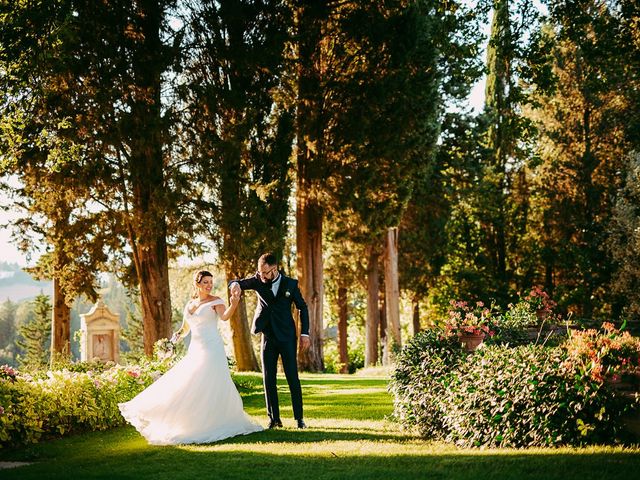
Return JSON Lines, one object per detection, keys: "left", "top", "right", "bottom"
{"left": 261, "top": 332, "right": 303, "bottom": 421}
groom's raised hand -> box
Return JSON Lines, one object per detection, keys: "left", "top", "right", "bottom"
{"left": 300, "top": 335, "right": 310, "bottom": 352}
{"left": 230, "top": 282, "right": 242, "bottom": 297}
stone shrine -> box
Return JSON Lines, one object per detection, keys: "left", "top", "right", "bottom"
{"left": 80, "top": 299, "right": 120, "bottom": 363}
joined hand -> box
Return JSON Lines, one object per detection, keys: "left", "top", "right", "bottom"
{"left": 230, "top": 290, "right": 241, "bottom": 303}
{"left": 230, "top": 283, "right": 242, "bottom": 297}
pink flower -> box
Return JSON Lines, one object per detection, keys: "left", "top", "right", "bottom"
{"left": 0, "top": 365, "right": 18, "bottom": 382}
{"left": 444, "top": 298, "right": 497, "bottom": 339}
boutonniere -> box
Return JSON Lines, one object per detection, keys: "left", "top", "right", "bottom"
{"left": 285, "top": 290, "right": 291, "bottom": 298}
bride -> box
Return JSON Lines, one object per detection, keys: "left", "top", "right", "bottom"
{"left": 118, "top": 270, "right": 263, "bottom": 445}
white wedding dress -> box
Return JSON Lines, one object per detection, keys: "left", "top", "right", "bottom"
{"left": 118, "top": 299, "right": 263, "bottom": 445}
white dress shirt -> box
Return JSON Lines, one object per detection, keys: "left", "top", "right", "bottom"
{"left": 231, "top": 274, "right": 309, "bottom": 337}
{"left": 271, "top": 273, "right": 282, "bottom": 296}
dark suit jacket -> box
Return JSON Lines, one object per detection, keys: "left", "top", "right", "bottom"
{"left": 233, "top": 273, "right": 309, "bottom": 342}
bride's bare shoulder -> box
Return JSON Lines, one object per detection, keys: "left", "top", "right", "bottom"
{"left": 209, "top": 295, "right": 223, "bottom": 304}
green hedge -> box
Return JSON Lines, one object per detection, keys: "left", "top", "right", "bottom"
{"left": 389, "top": 329, "right": 465, "bottom": 438}
{"left": 0, "top": 361, "right": 172, "bottom": 448}
{"left": 390, "top": 331, "right": 640, "bottom": 448}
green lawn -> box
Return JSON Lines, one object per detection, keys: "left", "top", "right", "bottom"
{"left": 1, "top": 372, "right": 640, "bottom": 479}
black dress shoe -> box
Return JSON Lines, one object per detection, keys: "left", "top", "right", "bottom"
{"left": 296, "top": 419, "right": 307, "bottom": 429}
{"left": 268, "top": 419, "right": 283, "bottom": 429}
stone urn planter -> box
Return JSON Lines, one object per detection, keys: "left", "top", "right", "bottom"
{"left": 459, "top": 333, "right": 485, "bottom": 352}
{"left": 526, "top": 324, "right": 569, "bottom": 342}
{"left": 604, "top": 374, "right": 640, "bottom": 439}
{"left": 526, "top": 326, "right": 543, "bottom": 341}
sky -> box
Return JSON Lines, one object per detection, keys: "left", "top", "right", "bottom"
{"left": 0, "top": 220, "right": 24, "bottom": 266}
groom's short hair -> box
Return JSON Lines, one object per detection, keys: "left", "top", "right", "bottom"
{"left": 258, "top": 253, "right": 277, "bottom": 267}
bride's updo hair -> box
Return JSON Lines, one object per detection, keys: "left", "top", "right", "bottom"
{"left": 191, "top": 270, "right": 213, "bottom": 298}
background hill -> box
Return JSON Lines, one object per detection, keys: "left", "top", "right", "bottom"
{"left": 0, "top": 262, "right": 52, "bottom": 302}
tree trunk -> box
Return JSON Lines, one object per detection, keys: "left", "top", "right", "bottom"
{"left": 384, "top": 227, "right": 401, "bottom": 353}
{"left": 337, "top": 284, "right": 348, "bottom": 373}
{"left": 129, "top": 1, "right": 172, "bottom": 356}
{"left": 380, "top": 278, "right": 388, "bottom": 365}
{"left": 365, "top": 244, "right": 380, "bottom": 367}
{"left": 484, "top": 0, "right": 511, "bottom": 293}
{"left": 226, "top": 272, "right": 259, "bottom": 371}
{"left": 50, "top": 277, "right": 71, "bottom": 359}
{"left": 412, "top": 298, "right": 420, "bottom": 336}
{"left": 295, "top": 0, "right": 327, "bottom": 373}
{"left": 136, "top": 237, "right": 172, "bottom": 356}
{"left": 296, "top": 198, "right": 324, "bottom": 371}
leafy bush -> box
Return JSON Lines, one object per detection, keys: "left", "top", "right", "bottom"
{"left": 389, "top": 330, "right": 465, "bottom": 438}
{"left": 390, "top": 333, "right": 640, "bottom": 448}
{"left": 443, "top": 345, "right": 636, "bottom": 447}
{"left": 348, "top": 340, "right": 365, "bottom": 373}
{"left": 0, "top": 360, "right": 172, "bottom": 448}
{"left": 0, "top": 337, "right": 259, "bottom": 448}
{"left": 499, "top": 300, "right": 537, "bottom": 328}
{"left": 323, "top": 336, "right": 365, "bottom": 374}
{"left": 488, "top": 301, "right": 540, "bottom": 346}
{"left": 323, "top": 341, "right": 345, "bottom": 374}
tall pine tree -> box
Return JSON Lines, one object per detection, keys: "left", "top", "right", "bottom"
{"left": 16, "top": 294, "right": 52, "bottom": 370}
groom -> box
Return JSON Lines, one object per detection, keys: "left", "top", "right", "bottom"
{"left": 230, "top": 253, "right": 310, "bottom": 429}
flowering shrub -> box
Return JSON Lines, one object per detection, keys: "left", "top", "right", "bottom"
{"left": 444, "top": 300, "right": 496, "bottom": 338}
{"left": 0, "top": 337, "right": 259, "bottom": 448}
{"left": 564, "top": 322, "right": 640, "bottom": 383}
{"left": 390, "top": 332, "right": 640, "bottom": 447}
{"left": 0, "top": 360, "right": 173, "bottom": 448}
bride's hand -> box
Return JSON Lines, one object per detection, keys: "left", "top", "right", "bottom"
{"left": 230, "top": 291, "right": 241, "bottom": 304}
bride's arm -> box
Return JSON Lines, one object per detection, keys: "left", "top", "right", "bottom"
{"left": 171, "top": 318, "right": 190, "bottom": 343}
{"left": 214, "top": 292, "right": 241, "bottom": 321}
{"left": 171, "top": 302, "right": 194, "bottom": 342}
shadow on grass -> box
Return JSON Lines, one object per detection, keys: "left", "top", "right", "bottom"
{"left": 0, "top": 425, "right": 407, "bottom": 461}
{"left": 2, "top": 426, "right": 640, "bottom": 480}
{"left": 204, "top": 427, "right": 406, "bottom": 445}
